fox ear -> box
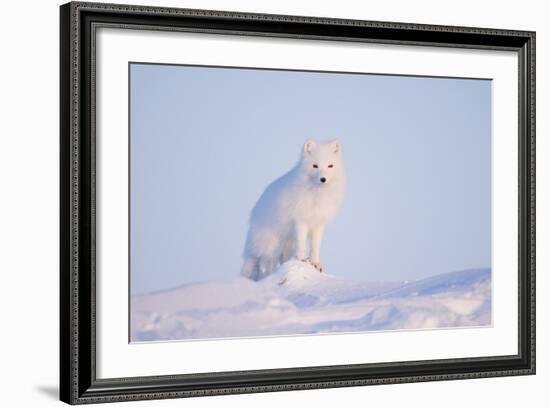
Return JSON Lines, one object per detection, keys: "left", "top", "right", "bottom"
{"left": 330, "top": 140, "right": 341, "bottom": 154}
{"left": 303, "top": 139, "right": 317, "bottom": 154}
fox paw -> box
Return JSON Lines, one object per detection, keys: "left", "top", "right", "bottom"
{"left": 301, "top": 258, "right": 323, "bottom": 273}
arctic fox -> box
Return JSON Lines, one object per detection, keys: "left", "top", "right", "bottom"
{"left": 241, "top": 139, "right": 345, "bottom": 281}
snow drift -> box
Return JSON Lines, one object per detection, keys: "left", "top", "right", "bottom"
{"left": 130, "top": 260, "right": 491, "bottom": 342}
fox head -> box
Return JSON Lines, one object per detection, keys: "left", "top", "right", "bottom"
{"left": 300, "top": 139, "right": 345, "bottom": 187}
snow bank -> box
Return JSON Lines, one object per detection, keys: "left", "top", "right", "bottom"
{"left": 131, "top": 260, "right": 491, "bottom": 342}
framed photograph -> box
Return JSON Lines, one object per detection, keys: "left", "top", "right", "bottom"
{"left": 60, "top": 1, "right": 536, "bottom": 404}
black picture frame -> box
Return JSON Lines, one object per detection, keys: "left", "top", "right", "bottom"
{"left": 60, "top": 1, "right": 536, "bottom": 404}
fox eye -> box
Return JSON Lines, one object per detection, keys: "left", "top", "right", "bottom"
{"left": 328, "top": 164, "right": 334, "bottom": 168}
{"left": 312, "top": 164, "right": 318, "bottom": 168}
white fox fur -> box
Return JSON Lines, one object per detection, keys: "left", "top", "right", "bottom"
{"left": 241, "top": 139, "right": 346, "bottom": 281}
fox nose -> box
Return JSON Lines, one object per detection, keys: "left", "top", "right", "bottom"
{"left": 320, "top": 177, "right": 326, "bottom": 183}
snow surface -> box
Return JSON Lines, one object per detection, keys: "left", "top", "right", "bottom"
{"left": 130, "top": 260, "right": 491, "bottom": 342}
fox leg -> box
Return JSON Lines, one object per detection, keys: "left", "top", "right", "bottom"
{"left": 241, "top": 257, "right": 260, "bottom": 281}
{"left": 310, "top": 225, "right": 325, "bottom": 264}
{"left": 294, "top": 223, "right": 309, "bottom": 261}
{"left": 258, "top": 256, "right": 275, "bottom": 279}
{"left": 308, "top": 225, "right": 325, "bottom": 272}
{"left": 279, "top": 239, "right": 294, "bottom": 264}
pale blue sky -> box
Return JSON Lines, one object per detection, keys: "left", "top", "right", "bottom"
{"left": 130, "top": 63, "right": 491, "bottom": 295}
